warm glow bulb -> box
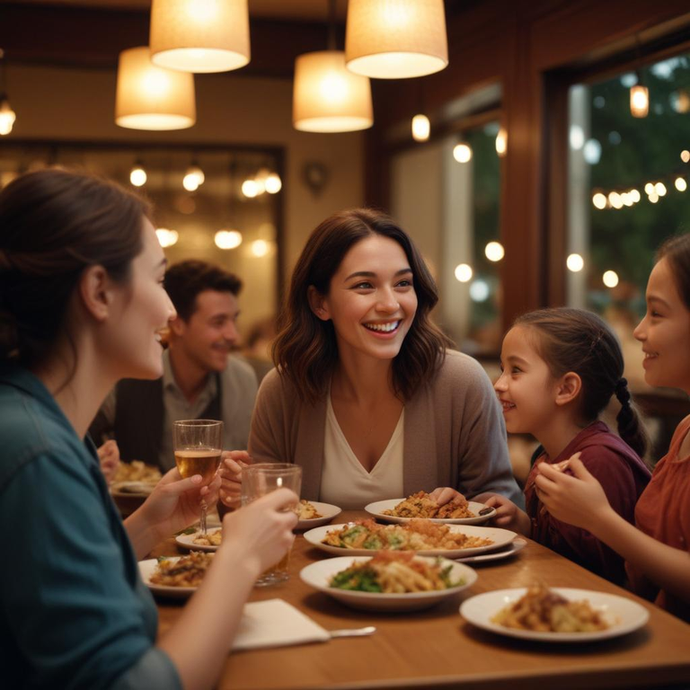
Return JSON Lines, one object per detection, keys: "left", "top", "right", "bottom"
{"left": 495, "top": 127, "right": 507, "bottom": 157}
{"left": 156, "top": 228, "right": 179, "bottom": 247}
{"left": 608, "top": 192, "right": 623, "bottom": 209}
{"left": 682, "top": 150, "right": 690, "bottom": 163}
{"left": 566, "top": 253, "right": 584, "bottom": 272}
{"left": 630, "top": 189, "right": 641, "bottom": 203}
{"left": 0, "top": 97, "right": 16, "bottom": 136}
{"left": 592, "top": 193, "right": 607, "bottom": 209}
{"left": 644, "top": 182, "right": 655, "bottom": 195}
{"left": 453, "top": 143, "right": 472, "bottom": 163}
{"left": 265, "top": 173, "right": 282, "bottom": 194}
{"left": 630, "top": 85, "right": 649, "bottom": 118}
{"left": 454, "top": 263, "right": 473, "bottom": 283}
{"left": 251, "top": 239, "right": 270, "bottom": 257}
{"left": 242, "top": 179, "right": 258, "bottom": 198}
{"left": 411, "top": 114, "right": 430, "bottom": 142}
{"left": 182, "top": 173, "right": 200, "bottom": 192}
{"left": 130, "top": 166, "right": 147, "bottom": 187}
{"left": 603, "top": 270, "right": 619, "bottom": 288}
{"left": 675, "top": 177, "right": 687, "bottom": 192}
{"left": 484, "top": 241, "right": 505, "bottom": 262}
{"left": 648, "top": 193, "right": 659, "bottom": 204}
{"left": 214, "top": 229, "right": 242, "bottom": 249}
{"left": 655, "top": 182, "right": 667, "bottom": 197}
{"left": 187, "top": 164, "right": 204, "bottom": 185}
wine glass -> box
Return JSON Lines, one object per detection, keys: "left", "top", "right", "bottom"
{"left": 172, "top": 419, "right": 223, "bottom": 536}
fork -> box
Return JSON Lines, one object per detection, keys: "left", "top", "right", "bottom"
{"left": 328, "top": 625, "right": 376, "bottom": 638}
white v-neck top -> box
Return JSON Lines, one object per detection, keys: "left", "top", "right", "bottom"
{"left": 319, "top": 395, "right": 404, "bottom": 509}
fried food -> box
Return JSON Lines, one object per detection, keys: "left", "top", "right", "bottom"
{"left": 192, "top": 529, "right": 222, "bottom": 546}
{"left": 150, "top": 552, "right": 213, "bottom": 588}
{"left": 383, "top": 491, "right": 475, "bottom": 519}
{"left": 323, "top": 518, "right": 493, "bottom": 551}
{"left": 298, "top": 499, "right": 323, "bottom": 519}
{"left": 491, "top": 585, "right": 609, "bottom": 633}
{"left": 114, "top": 460, "right": 161, "bottom": 485}
{"left": 330, "top": 552, "right": 463, "bottom": 593}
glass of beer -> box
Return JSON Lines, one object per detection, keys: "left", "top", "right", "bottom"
{"left": 173, "top": 419, "right": 223, "bottom": 536}
{"left": 241, "top": 463, "right": 302, "bottom": 586}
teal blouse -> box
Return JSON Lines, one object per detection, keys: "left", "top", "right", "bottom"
{"left": 0, "top": 364, "right": 181, "bottom": 690}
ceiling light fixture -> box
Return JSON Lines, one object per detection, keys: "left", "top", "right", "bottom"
{"left": 0, "top": 49, "right": 16, "bottom": 136}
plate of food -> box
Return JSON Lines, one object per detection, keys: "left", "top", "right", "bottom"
{"left": 365, "top": 492, "right": 496, "bottom": 525}
{"left": 176, "top": 528, "right": 222, "bottom": 552}
{"left": 300, "top": 552, "right": 478, "bottom": 612}
{"left": 303, "top": 519, "right": 516, "bottom": 559}
{"left": 460, "top": 585, "right": 649, "bottom": 642}
{"left": 454, "top": 538, "right": 527, "bottom": 564}
{"left": 297, "top": 500, "right": 342, "bottom": 529}
{"left": 139, "top": 552, "right": 213, "bottom": 598}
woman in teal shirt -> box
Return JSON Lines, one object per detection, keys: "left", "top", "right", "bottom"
{"left": 0, "top": 169, "right": 298, "bottom": 690}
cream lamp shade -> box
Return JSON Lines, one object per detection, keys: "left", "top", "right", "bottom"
{"left": 293, "top": 51, "right": 373, "bottom": 133}
{"left": 115, "top": 47, "right": 196, "bottom": 130}
{"left": 345, "top": 0, "right": 448, "bottom": 79}
{"left": 150, "top": 0, "right": 250, "bottom": 73}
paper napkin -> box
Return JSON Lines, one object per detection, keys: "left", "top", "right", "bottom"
{"left": 231, "top": 598, "right": 330, "bottom": 651}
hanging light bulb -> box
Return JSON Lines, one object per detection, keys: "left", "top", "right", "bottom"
{"left": 265, "top": 172, "right": 282, "bottom": 194}
{"left": 0, "top": 50, "right": 16, "bottom": 136}
{"left": 411, "top": 114, "right": 430, "bottom": 142}
{"left": 495, "top": 127, "right": 507, "bottom": 157}
{"left": 345, "top": 0, "right": 448, "bottom": 79}
{"left": 183, "top": 162, "right": 204, "bottom": 190}
{"left": 630, "top": 71, "right": 649, "bottom": 118}
{"left": 454, "top": 264, "right": 473, "bottom": 283}
{"left": 150, "top": 0, "right": 250, "bottom": 73}
{"left": 453, "top": 143, "right": 472, "bottom": 163}
{"left": 115, "top": 46, "right": 195, "bottom": 130}
{"left": 215, "top": 229, "right": 243, "bottom": 249}
{"left": 293, "top": 51, "right": 373, "bottom": 132}
{"left": 130, "top": 161, "right": 147, "bottom": 187}
{"left": 241, "top": 179, "right": 259, "bottom": 198}
{"left": 156, "top": 228, "right": 179, "bottom": 247}
{"left": 484, "top": 241, "right": 505, "bottom": 262}
{"left": 251, "top": 239, "right": 270, "bottom": 257}
{"left": 566, "top": 253, "right": 584, "bottom": 272}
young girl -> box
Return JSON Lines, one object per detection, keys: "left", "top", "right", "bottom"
{"left": 536, "top": 236, "right": 690, "bottom": 622}
{"left": 486, "top": 307, "right": 651, "bottom": 585}
{"left": 220, "top": 208, "right": 522, "bottom": 510}
{"left": 0, "top": 169, "right": 297, "bottom": 690}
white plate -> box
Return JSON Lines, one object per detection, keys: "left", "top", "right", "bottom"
{"left": 454, "top": 538, "right": 527, "bottom": 564}
{"left": 111, "top": 481, "right": 156, "bottom": 498}
{"left": 175, "top": 529, "right": 222, "bottom": 552}
{"left": 365, "top": 499, "right": 496, "bottom": 525}
{"left": 300, "top": 555, "right": 478, "bottom": 611}
{"left": 303, "top": 523, "right": 516, "bottom": 558}
{"left": 297, "top": 501, "right": 342, "bottom": 529}
{"left": 139, "top": 557, "right": 199, "bottom": 599}
{"left": 460, "top": 588, "right": 649, "bottom": 642}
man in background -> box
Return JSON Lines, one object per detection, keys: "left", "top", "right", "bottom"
{"left": 90, "top": 260, "right": 258, "bottom": 472}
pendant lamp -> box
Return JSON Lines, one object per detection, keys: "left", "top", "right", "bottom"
{"left": 115, "top": 47, "right": 196, "bottom": 131}
{"left": 345, "top": 0, "right": 448, "bottom": 79}
{"left": 150, "top": 0, "right": 250, "bottom": 73}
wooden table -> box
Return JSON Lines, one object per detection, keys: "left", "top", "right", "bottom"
{"left": 154, "top": 511, "right": 690, "bottom": 690}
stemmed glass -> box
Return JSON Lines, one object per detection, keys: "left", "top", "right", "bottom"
{"left": 173, "top": 419, "right": 223, "bottom": 536}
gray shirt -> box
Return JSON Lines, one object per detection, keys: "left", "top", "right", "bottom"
{"left": 100, "top": 349, "right": 258, "bottom": 469}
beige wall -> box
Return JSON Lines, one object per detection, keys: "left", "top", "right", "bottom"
{"left": 6, "top": 64, "right": 365, "bottom": 321}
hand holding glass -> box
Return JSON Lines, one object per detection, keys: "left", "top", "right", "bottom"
{"left": 173, "top": 419, "right": 223, "bottom": 536}
{"left": 241, "top": 463, "right": 302, "bottom": 586}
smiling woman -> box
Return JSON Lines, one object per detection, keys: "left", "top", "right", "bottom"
{"left": 219, "top": 208, "right": 523, "bottom": 510}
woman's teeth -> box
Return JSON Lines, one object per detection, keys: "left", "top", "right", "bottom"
{"left": 364, "top": 321, "right": 400, "bottom": 333}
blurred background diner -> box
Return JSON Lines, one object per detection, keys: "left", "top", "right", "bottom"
{"left": 1, "top": 0, "right": 690, "bottom": 483}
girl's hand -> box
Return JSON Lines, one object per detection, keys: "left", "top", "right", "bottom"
{"left": 221, "top": 488, "right": 298, "bottom": 574}
{"left": 139, "top": 468, "right": 221, "bottom": 539}
{"left": 428, "top": 487, "right": 467, "bottom": 506}
{"left": 534, "top": 453, "right": 610, "bottom": 530}
{"left": 218, "top": 451, "right": 252, "bottom": 508}
{"left": 97, "top": 440, "right": 120, "bottom": 485}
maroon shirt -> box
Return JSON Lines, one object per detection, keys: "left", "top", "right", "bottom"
{"left": 524, "top": 421, "right": 651, "bottom": 585}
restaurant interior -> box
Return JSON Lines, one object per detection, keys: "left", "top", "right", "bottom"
{"left": 1, "top": 1, "right": 690, "bottom": 688}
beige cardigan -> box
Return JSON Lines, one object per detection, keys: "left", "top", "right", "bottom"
{"left": 248, "top": 350, "right": 523, "bottom": 507}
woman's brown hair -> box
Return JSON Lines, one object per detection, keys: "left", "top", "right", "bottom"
{"left": 515, "top": 307, "right": 649, "bottom": 457}
{"left": 657, "top": 233, "right": 690, "bottom": 309}
{"left": 0, "top": 168, "right": 149, "bottom": 370}
{"left": 273, "top": 208, "right": 452, "bottom": 404}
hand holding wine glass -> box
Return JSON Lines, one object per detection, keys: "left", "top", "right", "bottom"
{"left": 173, "top": 419, "right": 223, "bottom": 536}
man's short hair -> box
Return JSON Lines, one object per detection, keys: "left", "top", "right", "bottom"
{"left": 164, "top": 260, "right": 242, "bottom": 321}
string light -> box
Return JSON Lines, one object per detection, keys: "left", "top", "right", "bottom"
{"left": 484, "top": 241, "right": 504, "bottom": 262}
{"left": 592, "top": 192, "right": 607, "bottom": 209}
{"left": 411, "top": 114, "right": 430, "bottom": 142}
{"left": 495, "top": 127, "right": 507, "bottom": 157}
{"left": 566, "top": 253, "right": 584, "bottom": 272}
{"left": 129, "top": 162, "right": 147, "bottom": 187}
{"left": 681, "top": 150, "right": 690, "bottom": 163}
{"left": 251, "top": 239, "right": 270, "bottom": 257}
{"left": 156, "top": 228, "right": 179, "bottom": 247}
{"left": 630, "top": 84, "right": 649, "bottom": 118}
{"left": 675, "top": 177, "right": 687, "bottom": 192}
{"left": 453, "top": 143, "right": 472, "bottom": 163}
{"left": 215, "top": 230, "right": 242, "bottom": 249}
{"left": 241, "top": 179, "right": 259, "bottom": 198}
{"left": 454, "top": 264, "right": 472, "bottom": 283}
{"left": 655, "top": 182, "right": 667, "bottom": 197}
{"left": 265, "top": 173, "right": 282, "bottom": 194}
{"left": 603, "top": 270, "right": 619, "bottom": 288}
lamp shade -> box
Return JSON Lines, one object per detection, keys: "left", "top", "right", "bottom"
{"left": 293, "top": 51, "right": 373, "bottom": 133}
{"left": 115, "top": 47, "right": 196, "bottom": 130}
{"left": 345, "top": 0, "right": 447, "bottom": 79}
{"left": 150, "top": 0, "right": 250, "bottom": 73}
